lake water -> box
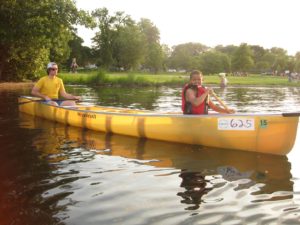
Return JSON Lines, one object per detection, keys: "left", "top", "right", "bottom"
{"left": 1, "top": 84, "right": 300, "bottom": 225}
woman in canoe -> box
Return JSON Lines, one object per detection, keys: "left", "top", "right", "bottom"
{"left": 31, "top": 62, "right": 81, "bottom": 106}
{"left": 182, "top": 70, "right": 235, "bottom": 114}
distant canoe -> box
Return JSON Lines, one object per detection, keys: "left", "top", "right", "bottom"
{"left": 18, "top": 96, "right": 299, "bottom": 155}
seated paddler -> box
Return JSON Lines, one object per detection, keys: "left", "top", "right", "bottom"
{"left": 182, "top": 70, "right": 235, "bottom": 115}
{"left": 31, "top": 62, "right": 81, "bottom": 106}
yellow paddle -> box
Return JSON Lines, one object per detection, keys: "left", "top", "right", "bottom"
{"left": 210, "top": 91, "right": 230, "bottom": 110}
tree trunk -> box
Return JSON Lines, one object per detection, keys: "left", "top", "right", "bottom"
{"left": 0, "top": 46, "right": 9, "bottom": 81}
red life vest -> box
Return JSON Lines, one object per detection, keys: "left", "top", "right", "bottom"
{"left": 182, "top": 84, "right": 208, "bottom": 114}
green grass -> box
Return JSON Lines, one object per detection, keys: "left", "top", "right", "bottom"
{"left": 58, "top": 70, "right": 300, "bottom": 87}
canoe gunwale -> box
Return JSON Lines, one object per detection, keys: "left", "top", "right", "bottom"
{"left": 19, "top": 95, "right": 300, "bottom": 118}
{"left": 58, "top": 105, "right": 300, "bottom": 118}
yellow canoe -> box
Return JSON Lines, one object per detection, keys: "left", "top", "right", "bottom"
{"left": 18, "top": 96, "right": 299, "bottom": 155}
{"left": 19, "top": 113, "right": 293, "bottom": 193}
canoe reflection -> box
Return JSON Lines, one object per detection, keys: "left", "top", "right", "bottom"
{"left": 19, "top": 113, "right": 293, "bottom": 203}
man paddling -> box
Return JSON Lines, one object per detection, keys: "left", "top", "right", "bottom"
{"left": 182, "top": 70, "right": 235, "bottom": 114}
{"left": 31, "top": 62, "right": 81, "bottom": 106}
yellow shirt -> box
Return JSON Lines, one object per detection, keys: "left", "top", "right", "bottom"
{"left": 34, "top": 76, "right": 65, "bottom": 99}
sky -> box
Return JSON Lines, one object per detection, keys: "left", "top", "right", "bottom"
{"left": 75, "top": 0, "right": 300, "bottom": 55}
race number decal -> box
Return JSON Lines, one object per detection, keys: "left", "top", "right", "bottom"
{"left": 260, "top": 119, "right": 268, "bottom": 128}
{"left": 218, "top": 118, "right": 255, "bottom": 130}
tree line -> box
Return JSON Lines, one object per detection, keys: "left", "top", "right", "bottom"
{"left": 1, "top": 0, "right": 300, "bottom": 81}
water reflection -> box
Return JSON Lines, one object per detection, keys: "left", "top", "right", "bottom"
{"left": 0, "top": 91, "right": 64, "bottom": 225}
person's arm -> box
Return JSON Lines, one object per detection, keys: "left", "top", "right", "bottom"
{"left": 31, "top": 86, "right": 51, "bottom": 101}
{"left": 59, "top": 89, "right": 81, "bottom": 101}
{"left": 208, "top": 100, "right": 235, "bottom": 114}
{"left": 185, "top": 88, "right": 210, "bottom": 106}
{"left": 58, "top": 79, "right": 81, "bottom": 100}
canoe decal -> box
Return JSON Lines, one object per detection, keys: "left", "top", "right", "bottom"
{"left": 77, "top": 112, "right": 96, "bottom": 119}
{"left": 260, "top": 119, "right": 268, "bottom": 128}
{"left": 218, "top": 118, "right": 255, "bottom": 130}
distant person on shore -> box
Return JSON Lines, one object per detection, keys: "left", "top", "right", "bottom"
{"left": 70, "top": 58, "right": 78, "bottom": 73}
{"left": 182, "top": 70, "right": 235, "bottom": 114}
{"left": 31, "top": 62, "right": 81, "bottom": 106}
{"left": 218, "top": 73, "right": 228, "bottom": 88}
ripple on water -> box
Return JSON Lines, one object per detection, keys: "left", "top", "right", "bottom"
{"left": 33, "top": 148, "right": 300, "bottom": 225}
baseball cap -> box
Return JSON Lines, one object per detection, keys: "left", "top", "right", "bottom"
{"left": 47, "top": 62, "right": 57, "bottom": 69}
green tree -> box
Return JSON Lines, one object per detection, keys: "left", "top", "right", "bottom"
{"left": 113, "top": 24, "right": 146, "bottom": 70}
{"left": 249, "top": 45, "right": 268, "bottom": 73}
{"left": 92, "top": 8, "right": 115, "bottom": 69}
{"left": 92, "top": 8, "right": 145, "bottom": 70}
{"left": 269, "top": 47, "right": 289, "bottom": 75}
{"left": 168, "top": 43, "right": 208, "bottom": 71}
{"left": 294, "top": 52, "right": 300, "bottom": 72}
{"left": 215, "top": 45, "right": 238, "bottom": 58}
{"left": 231, "top": 43, "right": 254, "bottom": 73}
{"left": 199, "top": 51, "right": 231, "bottom": 74}
{"left": 65, "top": 33, "right": 94, "bottom": 69}
{"left": 138, "top": 18, "right": 164, "bottom": 73}
{"left": 0, "top": 0, "right": 91, "bottom": 81}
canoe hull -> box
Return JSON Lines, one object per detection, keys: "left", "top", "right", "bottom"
{"left": 18, "top": 96, "right": 299, "bottom": 155}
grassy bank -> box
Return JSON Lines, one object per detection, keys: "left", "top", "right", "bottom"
{"left": 59, "top": 70, "right": 300, "bottom": 87}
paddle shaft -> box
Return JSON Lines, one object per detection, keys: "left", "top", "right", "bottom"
{"left": 18, "top": 98, "right": 80, "bottom": 105}
{"left": 210, "top": 92, "right": 229, "bottom": 110}
{"left": 18, "top": 99, "right": 43, "bottom": 105}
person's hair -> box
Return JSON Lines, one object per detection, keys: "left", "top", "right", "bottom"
{"left": 46, "top": 62, "right": 58, "bottom": 75}
{"left": 189, "top": 70, "right": 202, "bottom": 80}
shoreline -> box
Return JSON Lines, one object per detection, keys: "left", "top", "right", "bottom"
{"left": 0, "top": 82, "right": 34, "bottom": 89}
{"left": 1, "top": 81, "right": 300, "bottom": 89}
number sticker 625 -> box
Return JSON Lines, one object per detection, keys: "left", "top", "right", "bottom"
{"left": 218, "top": 118, "right": 255, "bottom": 130}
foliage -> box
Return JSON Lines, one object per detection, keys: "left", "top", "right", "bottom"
{"left": 168, "top": 43, "right": 209, "bottom": 70}
{"left": 199, "top": 51, "right": 231, "bottom": 74}
{"left": 92, "top": 9, "right": 166, "bottom": 72}
{"left": 138, "top": 18, "right": 165, "bottom": 73}
{"left": 113, "top": 24, "right": 146, "bottom": 70}
{"left": 231, "top": 43, "right": 254, "bottom": 72}
{"left": 294, "top": 52, "right": 300, "bottom": 72}
{"left": 92, "top": 8, "right": 116, "bottom": 69}
{"left": 92, "top": 8, "right": 147, "bottom": 71}
{"left": 2, "top": 3, "right": 300, "bottom": 82}
{"left": 64, "top": 33, "right": 95, "bottom": 69}
{"left": 0, "top": 0, "right": 91, "bottom": 81}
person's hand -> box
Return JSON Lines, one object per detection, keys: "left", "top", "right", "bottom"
{"left": 227, "top": 108, "right": 236, "bottom": 114}
{"left": 206, "top": 87, "right": 214, "bottom": 95}
{"left": 72, "top": 96, "right": 81, "bottom": 101}
{"left": 44, "top": 96, "right": 51, "bottom": 101}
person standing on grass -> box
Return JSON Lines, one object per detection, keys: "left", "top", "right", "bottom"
{"left": 70, "top": 58, "right": 78, "bottom": 73}
{"left": 219, "top": 73, "right": 228, "bottom": 88}
{"left": 31, "top": 62, "right": 81, "bottom": 106}
{"left": 182, "top": 70, "right": 235, "bottom": 114}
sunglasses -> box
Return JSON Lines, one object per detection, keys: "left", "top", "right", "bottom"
{"left": 50, "top": 68, "right": 58, "bottom": 71}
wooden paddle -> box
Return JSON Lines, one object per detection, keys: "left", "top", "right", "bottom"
{"left": 210, "top": 91, "right": 230, "bottom": 110}
{"left": 18, "top": 98, "right": 44, "bottom": 105}
{"left": 18, "top": 97, "right": 91, "bottom": 105}
{"left": 18, "top": 97, "right": 92, "bottom": 106}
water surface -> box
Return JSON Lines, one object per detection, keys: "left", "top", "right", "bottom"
{"left": 1, "top": 85, "right": 300, "bottom": 225}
